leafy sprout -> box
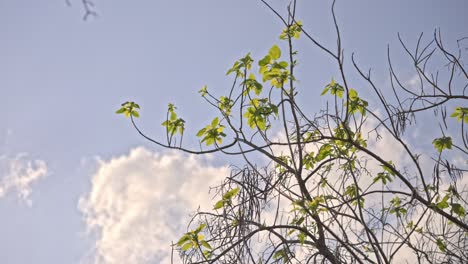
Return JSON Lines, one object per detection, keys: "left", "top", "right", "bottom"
{"left": 115, "top": 101, "right": 140, "bottom": 118}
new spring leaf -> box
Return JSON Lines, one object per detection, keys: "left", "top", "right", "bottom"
{"left": 116, "top": 101, "right": 140, "bottom": 118}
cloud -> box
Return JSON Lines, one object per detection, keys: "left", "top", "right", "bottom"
{"left": 0, "top": 153, "right": 48, "bottom": 206}
{"left": 405, "top": 74, "right": 421, "bottom": 91}
{"left": 79, "top": 147, "right": 230, "bottom": 264}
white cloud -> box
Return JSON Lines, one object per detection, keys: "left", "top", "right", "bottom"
{"left": 80, "top": 124, "right": 460, "bottom": 263}
{"left": 0, "top": 153, "right": 48, "bottom": 206}
{"left": 79, "top": 147, "right": 230, "bottom": 264}
{"left": 405, "top": 74, "right": 421, "bottom": 92}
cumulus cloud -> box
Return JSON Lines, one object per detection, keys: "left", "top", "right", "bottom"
{"left": 79, "top": 147, "right": 230, "bottom": 264}
{"left": 405, "top": 74, "right": 421, "bottom": 91}
{"left": 0, "top": 153, "right": 48, "bottom": 206}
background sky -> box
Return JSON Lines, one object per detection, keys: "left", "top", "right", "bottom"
{"left": 1, "top": 1, "right": 467, "bottom": 263}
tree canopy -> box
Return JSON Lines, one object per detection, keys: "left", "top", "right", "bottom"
{"left": 117, "top": 1, "right": 468, "bottom": 263}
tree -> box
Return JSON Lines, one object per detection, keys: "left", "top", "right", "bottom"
{"left": 116, "top": 1, "right": 468, "bottom": 263}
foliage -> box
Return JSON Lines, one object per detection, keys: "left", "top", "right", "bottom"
{"left": 161, "top": 104, "right": 185, "bottom": 146}
{"left": 115, "top": 101, "right": 140, "bottom": 118}
{"left": 117, "top": 1, "right": 468, "bottom": 263}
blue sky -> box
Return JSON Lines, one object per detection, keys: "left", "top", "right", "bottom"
{"left": 1, "top": 1, "right": 467, "bottom": 263}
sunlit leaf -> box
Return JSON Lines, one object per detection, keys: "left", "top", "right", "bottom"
{"left": 432, "top": 137, "right": 452, "bottom": 153}
{"left": 450, "top": 107, "right": 468, "bottom": 123}
{"left": 199, "top": 85, "right": 208, "bottom": 97}
{"left": 176, "top": 234, "right": 191, "bottom": 246}
{"left": 181, "top": 242, "right": 193, "bottom": 251}
{"left": 201, "top": 240, "right": 212, "bottom": 250}
{"left": 213, "top": 200, "right": 224, "bottom": 209}
{"left": 223, "top": 187, "right": 240, "bottom": 200}
{"left": 269, "top": 45, "right": 281, "bottom": 60}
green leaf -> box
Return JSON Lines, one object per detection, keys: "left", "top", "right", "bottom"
{"left": 196, "top": 128, "right": 206, "bottom": 137}
{"left": 199, "top": 85, "right": 208, "bottom": 97}
{"left": 451, "top": 203, "right": 465, "bottom": 217}
{"left": 116, "top": 101, "right": 141, "bottom": 118}
{"left": 223, "top": 187, "right": 241, "bottom": 200}
{"left": 349, "top": 88, "right": 358, "bottom": 101}
{"left": 399, "top": 208, "right": 407, "bottom": 215}
{"left": 436, "top": 195, "right": 450, "bottom": 210}
{"left": 226, "top": 62, "right": 239, "bottom": 76}
{"left": 320, "top": 87, "right": 330, "bottom": 96}
{"left": 345, "top": 184, "right": 364, "bottom": 207}
{"left": 381, "top": 161, "right": 396, "bottom": 176}
{"left": 307, "top": 196, "right": 326, "bottom": 213}
{"left": 436, "top": 238, "right": 446, "bottom": 252}
{"left": 206, "top": 138, "right": 214, "bottom": 146}
{"left": 287, "top": 229, "right": 296, "bottom": 236}
{"left": 176, "top": 234, "right": 191, "bottom": 246}
{"left": 258, "top": 55, "right": 271, "bottom": 67}
{"left": 294, "top": 216, "right": 304, "bottom": 225}
{"left": 257, "top": 119, "right": 266, "bottom": 130}
{"left": 406, "top": 221, "right": 415, "bottom": 229}
{"left": 194, "top": 223, "right": 206, "bottom": 233}
{"left": 213, "top": 200, "right": 224, "bottom": 209}
{"left": 211, "top": 117, "right": 219, "bottom": 127}
{"left": 131, "top": 111, "right": 140, "bottom": 118}
{"left": 201, "top": 240, "right": 212, "bottom": 250}
{"left": 320, "top": 178, "right": 327, "bottom": 188}
{"left": 269, "top": 45, "right": 281, "bottom": 60}
{"left": 280, "top": 21, "right": 302, "bottom": 40}
{"left": 273, "top": 249, "right": 285, "bottom": 259}
{"left": 390, "top": 196, "right": 401, "bottom": 207}
{"left": 198, "top": 118, "right": 226, "bottom": 146}
{"left": 450, "top": 107, "right": 468, "bottom": 123}
{"left": 214, "top": 188, "right": 240, "bottom": 209}
{"left": 432, "top": 136, "right": 453, "bottom": 153}
{"left": 373, "top": 172, "right": 392, "bottom": 184}
{"left": 218, "top": 96, "right": 233, "bottom": 115}
{"left": 316, "top": 144, "right": 332, "bottom": 161}
{"left": 322, "top": 78, "right": 345, "bottom": 98}
{"left": 298, "top": 232, "right": 306, "bottom": 245}
{"left": 202, "top": 250, "right": 211, "bottom": 258}
{"left": 181, "top": 242, "right": 193, "bottom": 251}
{"left": 115, "top": 108, "right": 126, "bottom": 114}
{"left": 168, "top": 103, "right": 176, "bottom": 112}
{"left": 170, "top": 111, "right": 177, "bottom": 121}
{"left": 278, "top": 61, "right": 288, "bottom": 68}
{"left": 345, "top": 184, "right": 359, "bottom": 198}
{"left": 332, "top": 86, "right": 344, "bottom": 98}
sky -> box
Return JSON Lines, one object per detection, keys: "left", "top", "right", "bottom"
{"left": 1, "top": 1, "right": 467, "bottom": 263}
